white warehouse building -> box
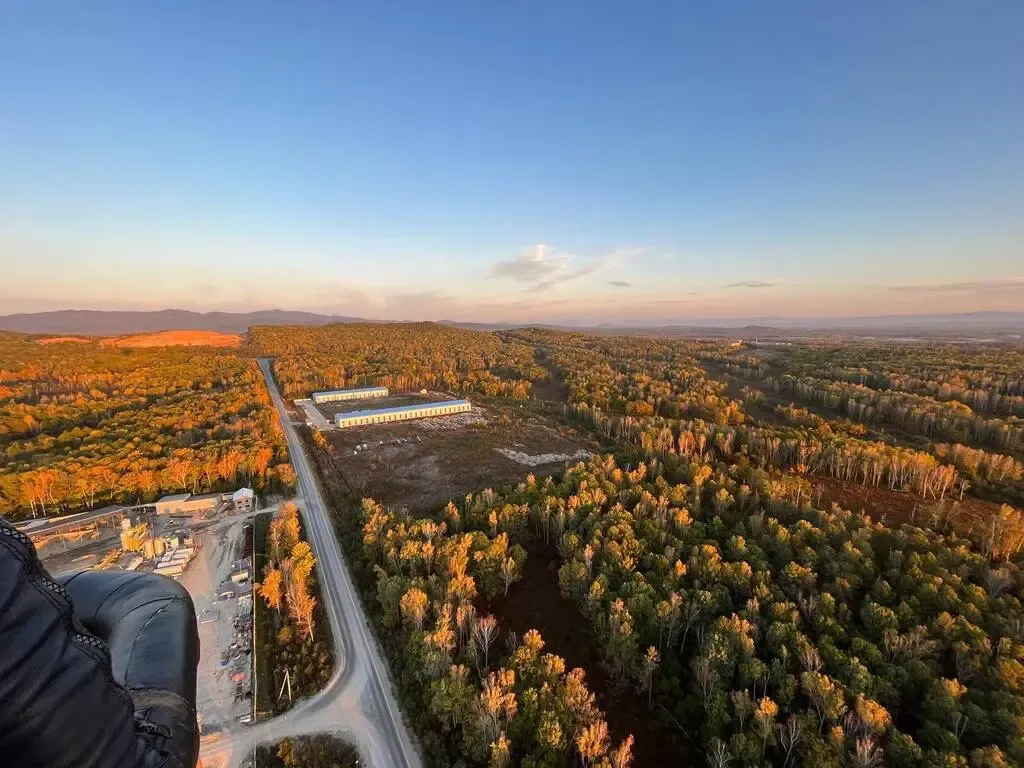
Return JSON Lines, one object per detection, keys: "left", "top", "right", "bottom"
{"left": 335, "top": 400, "right": 471, "bottom": 428}
{"left": 312, "top": 386, "right": 389, "bottom": 404}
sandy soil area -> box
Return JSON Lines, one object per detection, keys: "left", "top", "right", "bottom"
{"left": 180, "top": 510, "right": 265, "bottom": 744}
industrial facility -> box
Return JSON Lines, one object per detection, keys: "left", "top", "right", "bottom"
{"left": 312, "top": 386, "right": 389, "bottom": 404}
{"left": 153, "top": 488, "right": 255, "bottom": 516}
{"left": 334, "top": 399, "right": 471, "bottom": 428}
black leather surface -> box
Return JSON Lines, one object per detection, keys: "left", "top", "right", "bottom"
{"left": 60, "top": 570, "right": 200, "bottom": 768}
{"left": 0, "top": 518, "right": 199, "bottom": 768}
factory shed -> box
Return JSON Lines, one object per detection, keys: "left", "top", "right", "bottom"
{"left": 334, "top": 399, "right": 470, "bottom": 428}
{"left": 311, "top": 386, "right": 389, "bottom": 404}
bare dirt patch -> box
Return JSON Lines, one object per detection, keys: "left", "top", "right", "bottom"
{"left": 532, "top": 359, "right": 569, "bottom": 403}
{"left": 102, "top": 330, "right": 241, "bottom": 348}
{"left": 323, "top": 402, "right": 596, "bottom": 513}
{"left": 807, "top": 473, "right": 1004, "bottom": 537}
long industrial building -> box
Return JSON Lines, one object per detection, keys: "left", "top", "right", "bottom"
{"left": 334, "top": 399, "right": 471, "bottom": 428}
{"left": 312, "top": 386, "right": 389, "bottom": 404}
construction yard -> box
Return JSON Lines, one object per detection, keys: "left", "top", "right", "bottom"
{"left": 318, "top": 399, "right": 597, "bottom": 512}
{"left": 178, "top": 509, "right": 259, "bottom": 744}
{"left": 294, "top": 390, "right": 463, "bottom": 430}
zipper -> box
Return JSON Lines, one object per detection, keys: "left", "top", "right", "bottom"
{"left": 0, "top": 521, "right": 115, "bottom": 660}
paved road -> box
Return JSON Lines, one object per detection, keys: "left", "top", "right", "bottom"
{"left": 198, "top": 360, "right": 421, "bottom": 768}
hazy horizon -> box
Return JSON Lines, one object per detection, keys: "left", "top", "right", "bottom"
{"left": 4, "top": 307, "right": 1024, "bottom": 336}
{"left": 2, "top": 3, "right": 1022, "bottom": 322}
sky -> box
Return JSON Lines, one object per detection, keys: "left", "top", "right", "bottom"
{"left": 1, "top": 1, "right": 1022, "bottom": 324}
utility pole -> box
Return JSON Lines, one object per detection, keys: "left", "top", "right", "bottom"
{"left": 276, "top": 668, "right": 292, "bottom": 704}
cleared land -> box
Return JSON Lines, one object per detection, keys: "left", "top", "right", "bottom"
{"left": 101, "top": 330, "right": 242, "bottom": 347}
{"left": 704, "top": 360, "right": 1013, "bottom": 534}
{"left": 321, "top": 400, "right": 595, "bottom": 512}
{"left": 179, "top": 512, "right": 254, "bottom": 742}
{"left": 37, "top": 336, "right": 91, "bottom": 344}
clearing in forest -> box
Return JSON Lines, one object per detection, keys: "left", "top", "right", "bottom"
{"left": 102, "top": 330, "right": 242, "bottom": 347}
{"left": 322, "top": 400, "right": 595, "bottom": 513}
{"left": 37, "top": 336, "right": 92, "bottom": 344}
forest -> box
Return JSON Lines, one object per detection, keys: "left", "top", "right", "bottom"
{"left": 253, "top": 503, "right": 333, "bottom": 715}
{"left": 297, "top": 325, "right": 1024, "bottom": 767}
{"left": 250, "top": 323, "right": 549, "bottom": 400}
{"left": 5, "top": 321, "right": 1023, "bottom": 767}
{"left": 0, "top": 332, "right": 293, "bottom": 519}
{"left": 250, "top": 734, "right": 361, "bottom": 768}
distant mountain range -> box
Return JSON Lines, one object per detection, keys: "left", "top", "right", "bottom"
{"left": 0, "top": 309, "right": 365, "bottom": 335}
{"left": 1, "top": 309, "right": 1022, "bottom": 338}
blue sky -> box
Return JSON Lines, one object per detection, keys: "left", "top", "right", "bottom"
{"left": 1, "top": 1, "right": 1022, "bottom": 323}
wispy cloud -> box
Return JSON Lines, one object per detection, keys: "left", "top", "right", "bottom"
{"left": 488, "top": 245, "right": 572, "bottom": 285}
{"left": 489, "top": 244, "right": 641, "bottom": 292}
{"left": 607, "top": 280, "right": 631, "bottom": 288}
{"left": 887, "top": 277, "right": 1024, "bottom": 293}
{"left": 725, "top": 280, "right": 776, "bottom": 289}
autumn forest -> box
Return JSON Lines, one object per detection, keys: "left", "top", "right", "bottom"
{"left": 3, "top": 322, "right": 1024, "bottom": 767}
{"left": 0, "top": 332, "right": 293, "bottom": 519}
{"left": 274, "top": 324, "right": 1024, "bottom": 768}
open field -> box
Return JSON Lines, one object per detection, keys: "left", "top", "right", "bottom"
{"left": 101, "top": 330, "right": 242, "bottom": 347}
{"left": 37, "top": 335, "right": 91, "bottom": 344}
{"left": 321, "top": 400, "right": 595, "bottom": 512}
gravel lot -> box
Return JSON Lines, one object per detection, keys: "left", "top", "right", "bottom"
{"left": 179, "top": 512, "right": 256, "bottom": 744}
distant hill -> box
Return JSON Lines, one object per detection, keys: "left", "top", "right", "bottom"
{"left": 0, "top": 309, "right": 362, "bottom": 335}
{"left": 3, "top": 309, "right": 1022, "bottom": 339}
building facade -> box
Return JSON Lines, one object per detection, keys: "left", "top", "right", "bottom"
{"left": 334, "top": 399, "right": 471, "bottom": 428}
{"left": 311, "top": 386, "right": 389, "bottom": 404}
{"left": 232, "top": 487, "right": 255, "bottom": 512}
{"left": 154, "top": 492, "right": 222, "bottom": 516}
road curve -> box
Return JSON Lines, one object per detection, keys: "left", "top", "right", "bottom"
{"left": 198, "top": 360, "right": 421, "bottom": 768}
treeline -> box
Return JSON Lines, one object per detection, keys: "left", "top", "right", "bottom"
{"left": 809, "top": 368, "right": 1024, "bottom": 418}
{"left": 767, "top": 375, "right": 1024, "bottom": 453}
{"left": 457, "top": 453, "right": 1024, "bottom": 766}
{"left": 0, "top": 335, "right": 293, "bottom": 519}
{"left": 254, "top": 503, "right": 333, "bottom": 712}
{"left": 773, "top": 404, "right": 871, "bottom": 438}
{"left": 360, "top": 496, "right": 634, "bottom": 767}
{"left": 250, "top": 735, "right": 360, "bottom": 768}
{"left": 775, "top": 342, "right": 1024, "bottom": 386}
{"left": 574, "top": 405, "right": 968, "bottom": 504}
{"left": 933, "top": 444, "right": 1024, "bottom": 504}
{"left": 249, "top": 323, "right": 547, "bottom": 400}
{"left": 506, "top": 329, "right": 746, "bottom": 424}
{"left": 772, "top": 406, "right": 1024, "bottom": 503}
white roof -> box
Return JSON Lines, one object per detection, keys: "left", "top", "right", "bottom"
{"left": 232, "top": 487, "right": 255, "bottom": 500}
{"left": 314, "top": 386, "right": 388, "bottom": 396}
{"left": 335, "top": 400, "right": 470, "bottom": 421}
